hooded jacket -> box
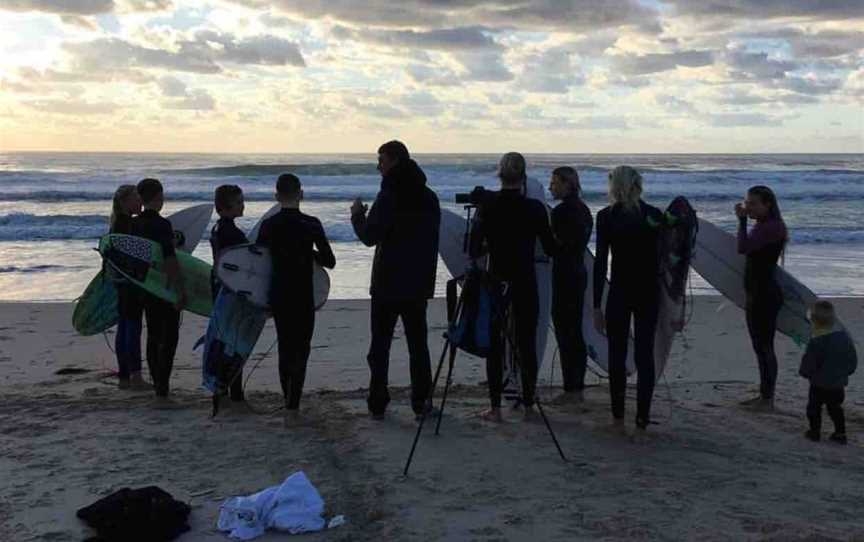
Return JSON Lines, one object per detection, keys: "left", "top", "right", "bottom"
{"left": 799, "top": 329, "right": 858, "bottom": 389}
{"left": 352, "top": 158, "right": 440, "bottom": 300}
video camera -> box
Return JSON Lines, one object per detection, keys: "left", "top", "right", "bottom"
{"left": 454, "top": 186, "right": 491, "bottom": 206}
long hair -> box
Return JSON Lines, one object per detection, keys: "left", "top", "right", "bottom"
{"left": 608, "top": 165, "right": 643, "bottom": 210}
{"left": 110, "top": 184, "right": 138, "bottom": 230}
{"left": 748, "top": 184, "right": 788, "bottom": 263}
{"left": 552, "top": 166, "right": 582, "bottom": 198}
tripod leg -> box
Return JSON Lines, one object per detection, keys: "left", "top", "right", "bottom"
{"left": 535, "top": 398, "right": 567, "bottom": 462}
{"left": 404, "top": 339, "right": 451, "bottom": 476}
{"left": 434, "top": 344, "right": 459, "bottom": 436}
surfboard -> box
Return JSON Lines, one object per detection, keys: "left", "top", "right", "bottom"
{"left": 200, "top": 204, "right": 276, "bottom": 397}
{"left": 653, "top": 197, "right": 698, "bottom": 379}
{"left": 73, "top": 204, "right": 214, "bottom": 335}
{"left": 216, "top": 244, "right": 330, "bottom": 311}
{"left": 98, "top": 233, "right": 214, "bottom": 317}
{"left": 691, "top": 217, "right": 824, "bottom": 346}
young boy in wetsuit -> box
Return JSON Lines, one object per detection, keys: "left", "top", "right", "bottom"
{"left": 800, "top": 301, "right": 858, "bottom": 444}
{"left": 210, "top": 184, "right": 248, "bottom": 402}
{"left": 257, "top": 174, "right": 335, "bottom": 419}
{"left": 133, "top": 178, "right": 187, "bottom": 399}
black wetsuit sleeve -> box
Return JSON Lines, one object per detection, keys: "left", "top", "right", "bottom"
{"left": 256, "top": 219, "right": 272, "bottom": 247}
{"left": 157, "top": 218, "right": 176, "bottom": 259}
{"left": 352, "top": 191, "right": 394, "bottom": 247}
{"left": 468, "top": 205, "right": 488, "bottom": 260}
{"left": 312, "top": 220, "right": 336, "bottom": 269}
{"left": 223, "top": 221, "right": 248, "bottom": 247}
{"left": 535, "top": 204, "right": 559, "bottom": 258}
{"left": 593, "top": 209, "right": 609, "bottom": 309}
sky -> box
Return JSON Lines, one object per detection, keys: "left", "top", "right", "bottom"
{"left": 0, "top": 0, "right": 862, "bottom": 154}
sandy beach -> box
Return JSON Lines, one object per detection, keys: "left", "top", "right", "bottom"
{"left": 1, "top": 296, "right": 863, "bottom": 541}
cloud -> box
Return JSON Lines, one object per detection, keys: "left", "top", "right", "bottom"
{"left": 62, "top": 31, "right": 306, "bottom": 76}
{"left": 724, "top": 49, "right": 798, "bottom": 81}
{"left": 656, "top": 94, "right": 699, "bottom": 113}
{"left": 518, "top": 49, "right": 584, "bottom": 94}
{"left": 156, "top": 75, "right": 188, "bottom": 97}
{"left": 24, "top": 99, "right": 121, "bottom": 115}
{"left": 709, "top": 113, "right": 783, "bottom": 127}
{"left": 59, "top": 14, "right": 98, "bottom": 29}
{"left": 455, "top": 52, "right": 514, "bottom": 82}
{"left": 0, "top": 0, "right": 113, "bottom": 15}
{"left": 715, "top": 90, "right": 819, "bottom": 105}
{"left": 665, "top": 0, "right": 864, "bottom": 21}
{"left": 569, "top": 115, "right": 629, "bottom": 129}
{"left": 17, "top": 66, "right": 154, "bottom": 84}
{"left": 614, "top": 50, "right": 715, "bottom": 75}
{"left": 234, "top": 0, "right": 659, "bottom": 33}
{"left": 405, "top": 65, "right": 462, "bottom": 87}
{"left": 163, "top": 88, "right": 215, "bottom": 111}
{"left": 333, "top": 26, "right": 502, "bottom": 52}
{"left": 779, "top": 75, "right": 843, "bottom": 95}
{"left": 400, "top": 91, "right": 444, "bottom": 116}
{"left": 743, "top": 28, "right": 864, "bottom": 59}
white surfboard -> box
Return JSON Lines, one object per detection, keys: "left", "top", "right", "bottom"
{"left": 247, "top": 203, "right": 281, "bottom": 243}
{"left": 523, "top": 178, "right": 553, "bottom": 369}
{"left": 691, "top": 217, "right": 826, "bottom": 346}
{"left": 216, "top": 244, "right": 330, "bottom": 311}
{"left": 168, "top": 204, "right": 213, "bottom": 253}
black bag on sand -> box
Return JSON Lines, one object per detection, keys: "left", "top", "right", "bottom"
{"left": 76, "top": 486, "right": 191, "bottom": 542}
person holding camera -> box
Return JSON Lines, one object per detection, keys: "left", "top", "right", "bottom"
{"left": 351, "top": 141, "right": 441, "bottom": 421}
{"left": 548, "top": 167, "right": 593, "bottom": 401}
{"left": 469, "top": 152, "right": 559, "bottom": 422}
{"left": 593, "top": 166, "right": 664, "bottom": 431}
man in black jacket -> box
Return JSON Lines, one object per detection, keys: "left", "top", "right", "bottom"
{"left": 351, "top": 141, "right": 441, "bottom": 420}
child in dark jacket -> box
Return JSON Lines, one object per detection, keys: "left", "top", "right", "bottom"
{"left": 799, "top": 301, "right": 858, "bottom": 444}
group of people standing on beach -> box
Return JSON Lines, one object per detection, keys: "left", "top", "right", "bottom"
{"left": 106, "top": 140, "right": 857, "bottom": 442}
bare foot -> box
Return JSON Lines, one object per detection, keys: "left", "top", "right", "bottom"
{"left": 478, "top": 407, "right": 502, "bottom": 423}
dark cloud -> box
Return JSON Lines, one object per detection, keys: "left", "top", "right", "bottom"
{"left": 779, "top": 76, "right": 843, "bottom": 95}
{"left": 715, "top": 90, "right": 819, "bottom": 105}
{"left": 156, "top": 75, "right": 188, "bottom": 97}
{"left": 709, "top": 113, "right": 783, "bottom": 127}
{"left": 0, "top": 0, "right": 114, "bottom": 15}
{"left": 518, "top": 49, "right": 584, "bottom": 94}
{"left": 62, "top": 32, "right": 305, "bottom": 76}
{"left": 406, "top": 65, "right": 462, "bottom": 86}
{"left": 333, "top": 25, "right": 501, "bottom": 52}
{"left": 233, "top": 0, "right": 659, "bottom": 33}
{"left": 614, "top": 50, "right": 714, "bottom": 75}
{"left": 59, "top": 14, "right": 98, "bottom": 29}
{"left": 664, "top": 0, "right": 864, "bottom": 20}
{"left": 725, "top": 49, "right": 798, "bottom": 80}
{"left": 455, "top": 52, "right": 514, "bottom": 82}
{"left": 24, "top": 99, "right": 121, "bottom": 115}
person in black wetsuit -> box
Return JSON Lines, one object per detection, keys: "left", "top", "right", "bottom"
{"left": 351, "top": 141, "right": 440, "bottom": 421}
{"left": 548, "top": 166, "right": 593, "bottom": 401}
{"left": 209, "top": 184, "right": 249, "bottom": 402}
{"left": 258, "top": 174, "right": 335, "bottom": 419}
{"left": 133, "top": 178, "right": 187, "bottom": 399}
{"left": 469, "top": 152, "right": 559, "bottom": 422}
{"left": 109, "top": 184, "right": 145, "bottom": 390}
{"left": 593, "top": 166, "right": 664, "bottom": 430}
{"left": 735, "top": 185, "right": 788, "bottom": 410}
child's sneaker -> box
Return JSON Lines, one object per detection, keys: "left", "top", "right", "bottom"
{"left": 829, "top": 432, "right": 848, "bottom": 445}
{"left": 804, "top": 429, "right": 820, "bottom": 442}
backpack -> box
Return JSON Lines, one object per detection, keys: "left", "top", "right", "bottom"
{"left": 446, "top": 267, "right": 506, "bottom": 357}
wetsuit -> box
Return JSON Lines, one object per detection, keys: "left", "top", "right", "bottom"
{"left": 133, "top": 209, "right": 179, "bottom": 397}
{"left": 209, "top": 216, "right": 249, "bottom": 401}
{"left": 551, "top": 194, "right": 593, "bottom": 392}
{"left": 738, "top": 216, "right": 786, "bottom": 400}
{"left": 594, "top": 200, "right": 664, "bottom": 424}
{"left": 470, "top": 188, "right": 559, "bottom": 408}
{"left": 258, "top": 208, "right": 335, "bottom": 410}
{"left": 111, "top": 213, "right": 142, "bottom": 381}
{"left": 352, "top": 159, "right": 440, "bottom": 416}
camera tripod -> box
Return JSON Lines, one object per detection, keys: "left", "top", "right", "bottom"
{"left": 403, "top": 204, "right": 567, "bottom": 476}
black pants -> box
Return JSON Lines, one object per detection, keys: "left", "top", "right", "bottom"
{"left": 487, "top": 283, "right": 539, "bottom": 408}
{"left": 552, "top": 271, "right": 587, "bottom": 392}
{"left": 807, "top": 385, "right": 845, "bottom": 434}
{"left": 746, "top": 292, "right": 782, "bottom": 399}
{"left": 143, "top": 296, "right": 180, "bottom": 396}
{"left": 606, "top": 288, "right": 659, "bottom": 421}
{"left": 273, "top": 307, "right": 315, "bottom": 410}
{"left": 367, "top": 297, "right": 432, "bottom": 415}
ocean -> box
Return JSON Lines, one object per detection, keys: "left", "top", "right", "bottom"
{"left": 0, "top": 152, "right": 861, "bottom": 301}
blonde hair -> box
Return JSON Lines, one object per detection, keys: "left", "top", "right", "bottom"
{"left": 110, "top": 184, "right": 138, "bottom": 230}
{"left": 608, "top": 165, "right": 643, "bottom": 210}
{"left": 810, "top": 300, "right": 835, "bottom": 328}
{"left": 498, "top": 152, "right": 527, "bottom": 187}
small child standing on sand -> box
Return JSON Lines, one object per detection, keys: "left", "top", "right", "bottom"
{"left": 799, "top": 300, "right": 858, "bottom": 444}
